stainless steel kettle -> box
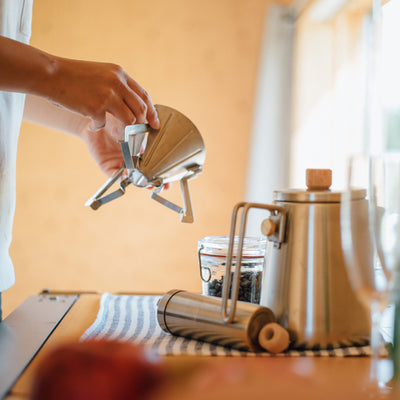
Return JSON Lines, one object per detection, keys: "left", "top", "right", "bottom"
{"left": 260, "top": 169, "right": 370, "bottom": 349}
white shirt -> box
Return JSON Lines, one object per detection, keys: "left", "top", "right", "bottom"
{"left": 0, "top": 0, "right": 33, "bottom": 292}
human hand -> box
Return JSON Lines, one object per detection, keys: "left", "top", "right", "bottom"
{"left": 42, "top": 57, "right": 160, "bottom": 134}
{"left": 0, "top": 37, "right": 159, "bottom": 133}
{"left": 81, "top": 113, "right": 170, "bottom": 191}
{"left": 81, "top": 113, "right": 126, "bottom": 177}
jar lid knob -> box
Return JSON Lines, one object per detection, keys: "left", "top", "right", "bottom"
{"left": 306, "top": 169, "right": 332, "bottom": 191}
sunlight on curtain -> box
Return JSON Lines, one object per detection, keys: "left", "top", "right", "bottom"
{"left": 246, "top": 0, "right": 396, "bottom": 229}
{"left": 245, "top": 4, "right": 295, "bottom": 235}
{"left": 381, "top": 0, "right": 400, "bottom": 150}
{"left": 289, "top": 0, "right": 398, "bottom": 188}
{"left": 289, "top": 0, "right": 381, "bottom": 189}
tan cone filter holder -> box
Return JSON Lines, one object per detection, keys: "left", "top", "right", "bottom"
{"left": 85, "top": 105, "right": 206, "bottom": 223}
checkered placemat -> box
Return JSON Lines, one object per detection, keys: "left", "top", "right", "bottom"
{"left": 81, "top": 293, "right": 376, "bottom": 357}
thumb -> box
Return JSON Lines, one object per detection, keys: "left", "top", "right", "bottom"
{"left": 88, "top": 118, "right": 106, "bottom": 132}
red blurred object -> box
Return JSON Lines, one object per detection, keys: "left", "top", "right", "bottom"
{"left": 31, "top": 340, "right": 166, "bottom": 400}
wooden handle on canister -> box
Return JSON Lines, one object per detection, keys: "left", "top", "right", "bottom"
{"left": 258, "top": 322, "right": 290, "bottom": 353}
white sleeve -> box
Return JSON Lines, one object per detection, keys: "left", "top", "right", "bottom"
{"left": 23, "top": 94, "right": 90, "bottom": 136}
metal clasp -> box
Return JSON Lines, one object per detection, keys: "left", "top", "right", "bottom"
{"left": 221, "top": 202, "right": 286, "bottom": 324}
{"left": 197, "top": 244, "right": 212, "bottom": 283}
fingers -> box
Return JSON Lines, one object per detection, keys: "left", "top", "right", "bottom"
{"left": 122, "top": 89, "right": 147, "bottom": 124}
{"left": 146, "top": 105, "right": 160, "bottom": 129}
{"left": 110, "top": 95, "right": 137, "bottom": 127}
{"left": 103, "top": 113, "right": 125, "bottom": 142}
{"left": 62, "top": 60, "right": 160, "bottom": 133}
{"left": 96, "top": 76, "right": 160, "bottom": 133}
{"left": 126, "top": 77, "right": 160, "bottom": 129}
{"left": 88, "top": 118, "right": 106, "bottom": 132}
{"left": 89, "top": 97, "right": 134, "bottom": 134}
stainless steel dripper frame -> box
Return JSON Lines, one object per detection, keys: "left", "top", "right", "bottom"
{"left": 85, "top": 105, "right": 206, "bottom": 223}
{"left": 157, "top": 203, "right": 290, "bottom": 352}
{"left": 260, "top": 169, "right": 370, "bottom": 349}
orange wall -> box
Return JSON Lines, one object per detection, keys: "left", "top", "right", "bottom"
{"left": 4, "top": 0, "right": 275, "bottom": 316}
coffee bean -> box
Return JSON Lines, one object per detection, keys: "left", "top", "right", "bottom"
{"left": 203, "top": 270, "right": 262, "bottom": 304}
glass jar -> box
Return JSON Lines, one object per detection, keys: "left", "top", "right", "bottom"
{"left": 198, "top": 236, "right": 267, "bottom": 304}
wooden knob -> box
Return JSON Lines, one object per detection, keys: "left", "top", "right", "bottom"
{"left": 261, "top": 218, "right": 276, "bottom": 237}
{"left": 258, "top": 322, "right": 290, "bottom": 353}
{"left": 306, "top": 169, "right": 332, "bottom": 191}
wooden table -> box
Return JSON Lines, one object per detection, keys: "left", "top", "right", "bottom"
{"left": 4, "top": 294, "right": 398, "bottom": 400}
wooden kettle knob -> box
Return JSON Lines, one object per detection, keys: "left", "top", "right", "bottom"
{"left": 306, "top": 169, "right": 332, "bottom": 191}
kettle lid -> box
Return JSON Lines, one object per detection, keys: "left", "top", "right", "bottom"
{"left": 273, "top": 169, "right": 366, "bottom": 203}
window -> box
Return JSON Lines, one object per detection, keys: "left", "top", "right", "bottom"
{"left": 288, "top": 0, "right": 387, "bottom": 188}
{"left": 382, "top": 0, "right": 400, "bottom": 151}
{"left": 246, "top": 0, "right": 398, "bottom": 205}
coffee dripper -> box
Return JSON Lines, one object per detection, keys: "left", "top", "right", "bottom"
{"left": 85, "top": 105, "right": 206, "bottom": 223}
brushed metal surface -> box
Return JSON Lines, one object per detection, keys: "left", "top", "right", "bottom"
{"left": 261, "top": 198, "right": 370, "bottom": 349}
{"left": 85, "top": 104, "right": 205, "bottom": 222}
{"left": 273, "top": 188, "right": 366, "bottom": 203}
{"left": 157, "top": 290, "right": 275, "bottom": 352}
{"left": 136, "top": 105, "right": 205, "bottom": 185}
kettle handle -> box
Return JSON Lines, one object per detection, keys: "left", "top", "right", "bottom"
{"left": 221, "top": 202, "right": 286, "bottom": 324}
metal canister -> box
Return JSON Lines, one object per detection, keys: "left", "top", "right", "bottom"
{"left": 157, "top": 289, "right": 275, "bottom": 352}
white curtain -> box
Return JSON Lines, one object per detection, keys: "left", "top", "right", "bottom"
{"left": 246, "top": 0, "right": 385, "bottom": 229}
{"left": 245, "top": 4, "right": 295, "bottom": 235}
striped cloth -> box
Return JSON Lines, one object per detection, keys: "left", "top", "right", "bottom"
{"left": 81, "top": 293, "right": 376, "bottom": 357}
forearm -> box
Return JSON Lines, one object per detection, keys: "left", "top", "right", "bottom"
{"left": 23, "top": 94, "right": 126, "bottom": 178}
{"left": 1, "top": 34, "right": 160, "bottom": 135}
{"left": 0, "top": 35, "right": 55, "bottom": 97}
{"left": 23, "top": 94, "right": 90, "bottom": 137}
